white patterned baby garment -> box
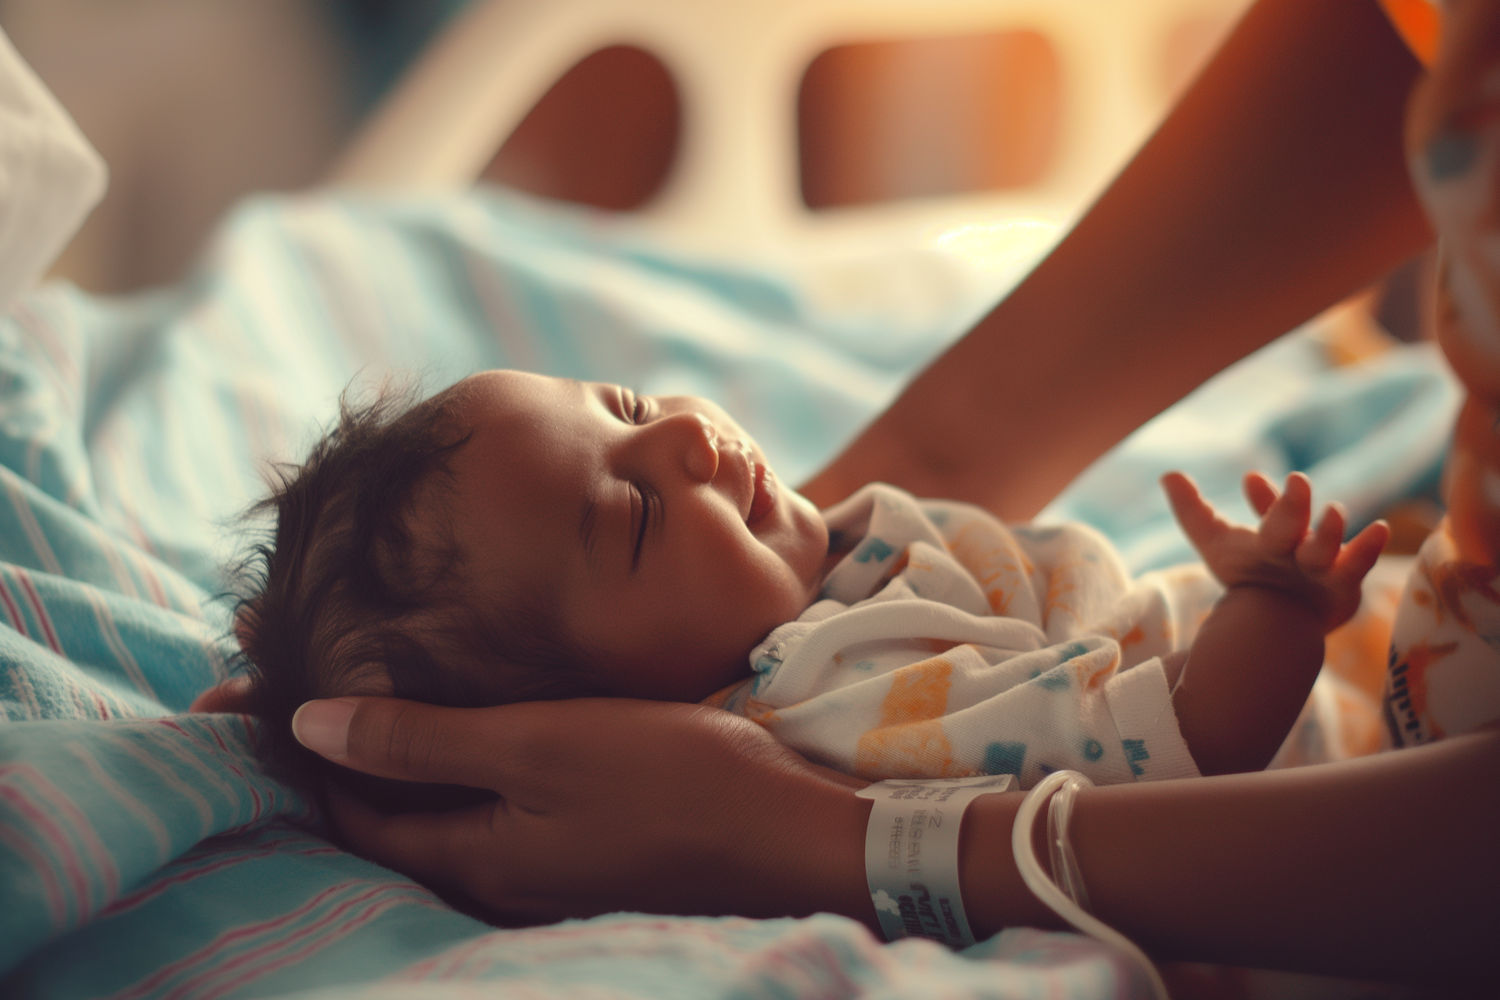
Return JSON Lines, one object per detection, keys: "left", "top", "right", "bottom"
{"left": 707, "top": 484, "right": 1218, "bottom": 787}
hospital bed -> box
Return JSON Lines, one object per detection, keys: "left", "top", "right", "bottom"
{"left": 0, "top": 1, "right": 1457, "bottom": 997}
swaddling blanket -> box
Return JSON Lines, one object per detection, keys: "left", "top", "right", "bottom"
{"left": 711, "top": 484, "right": 1210, "bottom": 786}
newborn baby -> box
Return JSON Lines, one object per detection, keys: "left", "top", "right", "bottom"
{"left": 209, "top": 370, "right": 1386, "bottom": 792}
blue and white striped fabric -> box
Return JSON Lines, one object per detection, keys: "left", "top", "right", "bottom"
{"left": 0, "top": 188, "right": 1458, "bottom": 998}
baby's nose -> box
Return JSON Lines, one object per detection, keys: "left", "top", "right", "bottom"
{"left": 683, "top": 412, "right": 719, "bottom": 483}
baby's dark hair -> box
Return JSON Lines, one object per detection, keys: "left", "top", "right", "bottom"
{"left": 232, "top": 379, "right": 595, "bottom": 795}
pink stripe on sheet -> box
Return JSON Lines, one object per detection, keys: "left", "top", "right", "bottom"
{"left": 156, "top": 719, "right": 266, "bottom": 820}
{"left": 165, "top": 889, "right": 443, "bottom": 1000}
{"left": 147, "top": 722, "right": 244, "bottom": 800}
{"left": 0, "top": 769, "right": 92, "bottom": 918}
{"left": 110, "top": 881, "right": 437, "bottom": 1000}
{"left": 81, "top": 584, "right": 156, "bottom": 701}
{"left": 397, "top": 916, "right": 750, "bottom": 982}
{"left": 9, "top": 763, "right": 120, "bottom": 898}
{"left": 0, "top": 820, "right": 68, "bottom": 929}
{"left": 12, "top": 303, "right": 80, "bottom": 405}
{"left": 128, "top": 545, "right": 170, "bottom": 610}
{"left": 5, "top": 660, "right": 43, "bottom": 719}
{"left": 15, "top": 568, "right": 64, "bottom": 657}
{"left": 95, "top": 731, "right": 217, "bottom": 835}
{"left": 188, "top": 717, "right": 269, "bottom": 821}
{"left": 83, "top": 519, "right": 141, "bottom": 602}
{"left": 104, "top": 840, "right": 340, "bottom": 918}
{"left": 102, "top": 445, "right": 163, "bottom": 573}
{"left": 0, "top": 575, "right": 29, "bottom": 636}
{"left": 748, "top": 930, "right": 875, "bottom": 999}
{"left": 66, "top": 742, "right": 172, "bottom": 863}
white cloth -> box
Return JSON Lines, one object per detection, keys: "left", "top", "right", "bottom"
{"left": 0, "top": 26, "right": 105, "bottom": 316}
{"left": 709, "top": 484, "right": 1215, "bottom": 787}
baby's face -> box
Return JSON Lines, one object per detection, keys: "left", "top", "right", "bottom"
{"left": 440, "top": 370, "right": 828, "bottom": 701}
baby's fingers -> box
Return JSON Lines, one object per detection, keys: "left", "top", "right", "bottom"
{"left": 1259, "top": 472, "right": 1314, "bottom": 554}
{"left": 1296, "top": 503, "right": 1347, "bottom": 572}
{"left": 1243, "top": 472, "right": 1280, "bottom": 518}
{"left": 1162, "top": 472, "right": 1227, "bottom": 551}
{"left": 1330, "top": 519, "right": 1391, "bottom": 587}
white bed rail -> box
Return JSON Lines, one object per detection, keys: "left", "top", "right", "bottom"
{"left": 333, "top": 0, "right": 1248, "bottom": 260}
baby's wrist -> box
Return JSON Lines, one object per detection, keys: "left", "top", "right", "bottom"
{"left": 1220, "top": 580, "right": 1330, "bottom": 629}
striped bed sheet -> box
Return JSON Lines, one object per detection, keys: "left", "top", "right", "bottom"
{"left": 0, "top": 188, "right": 1457, "bottom": 998}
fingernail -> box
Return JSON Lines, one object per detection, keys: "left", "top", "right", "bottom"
{"left": 292, "top": 699, "right": 357, "bottom": 759}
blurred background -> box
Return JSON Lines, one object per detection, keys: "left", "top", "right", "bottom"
{"left": 1, "top": 0, "right": 1257, "bottom": 296}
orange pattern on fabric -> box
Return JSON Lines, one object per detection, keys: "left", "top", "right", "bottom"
{"left": 882, "top": 550, "right": 911, "bottom": 586}
{"left": 852, "top": 656, "right": 959, "bottom": 778}
{"left": 743, "top": 697, "right": 780, "bottom": 725}
{"left": 1077, "top": 649, "right": 1119, "bottom": 691}
{"left": 946, "top": 520, "right": 1031, "bottom": 616}
{"left": 1044, "top": 563, "right": 1078, "bottom": 622}
{"left": 1420, "top": 556, "right": 1500, "bottom": 630}
{"left": 1117, "top": 624, "right": 1145, "bottom": 649}
{"left": 1324, "top": 585, "right": 1400, "bottom": 700}
{"left": 1443, "top": 398, "right": 1500, "bottom": 564}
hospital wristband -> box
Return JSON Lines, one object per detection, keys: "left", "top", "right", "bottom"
{"left": 855, "top": 774, "right": 1015, "bottom": 948}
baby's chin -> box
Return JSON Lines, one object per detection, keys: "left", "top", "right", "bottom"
{"left": 598, "top": 635, "right": 767, "bottom": 704}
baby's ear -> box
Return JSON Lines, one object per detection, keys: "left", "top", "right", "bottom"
{"left": 189, "top": 674, "right": 255, "bottom": 713}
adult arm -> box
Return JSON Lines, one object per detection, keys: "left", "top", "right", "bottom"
{"left": 964, "top": 728, "right": 1500, "bottom": 984}
{"left": 296, "top": 696, "right": 1498, "bottom": 985}
{"left": 800, "top": 0, "right": 1432, "bottom": 521}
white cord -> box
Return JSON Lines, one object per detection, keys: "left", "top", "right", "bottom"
{"left": 1046, "top": 772, "right": 1092, "bottom": 912}
{"left": 1011, "top": 770, "right": 1170, "bottom": 1000}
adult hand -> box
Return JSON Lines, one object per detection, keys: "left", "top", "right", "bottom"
{"left": 292, "top": 696, "right": 874, "bottom": 926}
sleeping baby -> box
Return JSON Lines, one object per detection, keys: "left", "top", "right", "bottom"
{"left": 212, "top": 369, "right": 1387, "bottom": 794}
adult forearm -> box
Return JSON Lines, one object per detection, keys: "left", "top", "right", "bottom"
{"left": 953, "top": 730, "right": 1500, "bottom": 984}
{"left": 803, "top": 0, "right": 1431, "bottom": 520}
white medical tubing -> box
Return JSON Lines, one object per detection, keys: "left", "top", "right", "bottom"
{"left": 1011, "top": 769, "right": 1170, "bottom": 1000}
{"left": 1046, "top": 772, "right": 1092, "bottom": 912}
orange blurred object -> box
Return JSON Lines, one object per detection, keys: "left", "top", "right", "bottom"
{"left": 1444, "top": 395, "right": 1500, "bottom": 565}
{"left": 483, "top": 46, "right": 680, "bottom": 212}
{"left": 1378, "top": 0, "right": 1441, "bottom": 67}
{"left": 797, "top": 33, "right": 1061, "bottom": 210}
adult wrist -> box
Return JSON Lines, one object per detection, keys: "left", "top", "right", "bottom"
{"left": 957, "top": 791, "right": 1069, "bottom": 939}
{"left": 733, "top": 770, "right": 875, "bottom": 927}
{"left": 808, "top": 780, "right": 881, "bottom": 929}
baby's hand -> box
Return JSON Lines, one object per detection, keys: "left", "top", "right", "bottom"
{"left": 1161, "top": 471, "right": 1390, "bottom": 633}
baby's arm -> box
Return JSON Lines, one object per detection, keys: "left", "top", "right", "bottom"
{"left": 1159, "top": 472, "right": 1389, "bottom": 776}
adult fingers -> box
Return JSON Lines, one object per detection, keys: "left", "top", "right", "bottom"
{"left": 324, "top": 781, "right": 508, "bottom": 899}
{"left": 295, "top": 696, "right": 787, "bottom": 799}
{"left": 295, "top": 697, "right": 525, "bottom": 790}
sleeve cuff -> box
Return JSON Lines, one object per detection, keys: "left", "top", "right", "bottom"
{"left": 1103, "top": 657, "right": 1201, "bottom": 781}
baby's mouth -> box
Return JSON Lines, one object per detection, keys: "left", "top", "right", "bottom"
{"left": 747, "top": 461, "right": 777, "bottom": 526}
